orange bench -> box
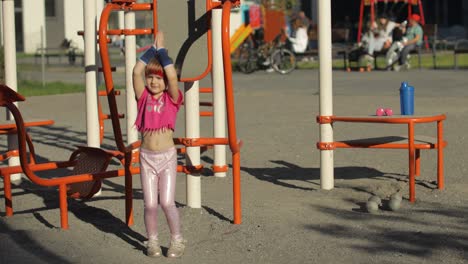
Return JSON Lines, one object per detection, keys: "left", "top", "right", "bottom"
{"left": 317, "top": 114, "right": 447, "bottom": 202}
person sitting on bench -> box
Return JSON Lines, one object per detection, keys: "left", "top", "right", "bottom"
{"left": 359, "top": 15, "right": 399, "bottom": 66}
{"left": 385, "top": 14, "right": 423, "bottom": 71}
{"left": 285, "top": 18, "right": 309, "bottom": 54}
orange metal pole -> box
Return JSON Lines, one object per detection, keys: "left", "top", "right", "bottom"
{"left": 408, "top": 122, "right": 416, "bottom": 202}
{"left": 99, "top": 4, "right": 126, "bottom": 153}
{"left": 4, "top": 173, "right": 13, "bottom": 216}
{"left": 222, "top": 1, "right": 241, "bottom": 224}
{"left": 437, "top": 120, "right": 444, "bottom": 189}
{"left": 125, "top": 152, "right": 134, "bottom": 225}
{"left": 357, "top": 0, "right": 365, "bottom": 42}
{"left": 153, "top": 0, "right": 158, "bottom": 35}
{"left": 59, "top": 184, "right": 69, "bottom": 229}
{"left": 415, "top": 149, "right": 421, "bottom": 176}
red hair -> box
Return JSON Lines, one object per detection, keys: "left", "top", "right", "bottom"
{"left": 145, "top": 58, "right": 167, "bottom": 82}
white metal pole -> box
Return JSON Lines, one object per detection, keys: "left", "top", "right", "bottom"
{"left": 96, "top": 0, "right": 104, "bottom": 15}
{"left": 2, "top": 0, "right": 16, "bottom": 115}
{"left": 211, "top": 4, "right": 227, "bottom": 178}
{"left": 124, "top": 10, "right": 138, "bottom": 145}
{"left": 3, "top": 0, "right": 21, "bottom": 182}
{"left": 83, "top": 0, "right": 100, "bottom": 148}
{"left": 185, "top": 81, "right": 201, "bottom": 208}
{"left": 95, "top": 0, "right": 105, "bottom": 87}
{"left": 0, "top": 3, "right": 3, "bottom": 46}
{"left": 118, "top": 11, "right": 124, "bottom": 51}
{"left": 318, "top": 0, "right": 334, "bottom": 190}
{"left": 40, "top": 26, "right": 45, "bottom": 88}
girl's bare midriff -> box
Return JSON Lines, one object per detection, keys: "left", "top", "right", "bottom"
{"left": 140, "top": 129, "right": 174, "bottom": 151}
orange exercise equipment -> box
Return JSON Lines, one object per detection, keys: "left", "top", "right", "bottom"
{"left": 98, "top": 0, "right": 242, "bottom": 225}
{"left": 0, "top": 84, "right": 131, "bottom": 229}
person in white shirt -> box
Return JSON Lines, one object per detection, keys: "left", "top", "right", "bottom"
{"left": 361, "top": 14, "right": 400, "bottom": 56}
{"left": 286, "top": 18, "right": 309, "bottom": 53}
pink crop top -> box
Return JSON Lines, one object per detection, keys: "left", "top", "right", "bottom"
{"left": 134, "top": 87, "right": 183, "bottom": 132}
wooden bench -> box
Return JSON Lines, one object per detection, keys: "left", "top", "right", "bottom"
{"left": 453, "top": 39, "right": 468, "bottom": 69}
{"left": 316, "top": 114, "right": 447, "bottom": 202}
{"left": 306, "top": 27, "right": 351, "bottom": 61}
{"left": 375, "top": 24, "right": 438, "bottom": 70}
{"left": 34, "top": 47, "right": 84, "bottom": 65}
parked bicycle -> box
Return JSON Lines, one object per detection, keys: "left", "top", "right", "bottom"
{"left": 236, "top": 32, "right": 297, "bottom": 74}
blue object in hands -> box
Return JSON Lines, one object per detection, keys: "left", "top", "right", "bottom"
{"left": 156, "top": 48, "right": 173, "bottom": 67}
{"left": 139, "top": 45, "right": 157, "bottom": 65}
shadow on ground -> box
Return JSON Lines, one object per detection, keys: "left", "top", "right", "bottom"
{"left": 304, "top": 203, "right": 468, "bottom": 257}
{"left": 241, "top": 160, "right": 385, "bottom": 191}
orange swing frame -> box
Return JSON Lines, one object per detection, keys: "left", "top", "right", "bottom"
{"left": 357, "top": 0, "right": 426, "bottom": 43}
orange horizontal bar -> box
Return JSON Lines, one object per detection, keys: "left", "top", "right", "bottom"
{"left": 317, "top": 140, "right": 448, "bottom": 150}
{"left": 98, "top": 90, "right": 121, "bottom": 96}
{"left": 0, "top": 150, "right": 19, "bottom": 161}
{"left": 212, "top": 165, "right": 228, "bottom": 173}
{"left": 0, "top": 160, "right": 76, "bottom": 177}
{"left": 107, "top": 28, "right": 153, "bottom": 36}
{"left": 173, "top": 137, "right": 229, "bottom": 147}
{"left": 110, "top": 2, "right": 152, "bottom": 11}
{"left": 200, "top": 87, "right": 213, "bottom": 93}
{"left": 200, "top": 111, "right": 213, "bottom": 117}
{"left": 101, "top": 113, "right": 125, "bottom": 119}
{"left": 178, "top": 164, "right": 204, "bottom": 174}
{"left": 0, "top": 119, "right": 55, "bottom": 134}
{"left": 329, "top": 114, "right": 446, "bottom": 124}
{"left": 329, "top": 141, "right": 447, "bottom": 149}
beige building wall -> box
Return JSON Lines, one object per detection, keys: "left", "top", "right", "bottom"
{"left": 22, "top": 0, "right": 46, "bottom": 53}
{"left": 45, "top": 0, "right": 65, "bottom": 50}
{"left": 63, "top": 0, "right": 84, "bottom": 51}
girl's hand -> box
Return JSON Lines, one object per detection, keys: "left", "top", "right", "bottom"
{"left": 155, "top": 31, "right": 165, "bottom": 49}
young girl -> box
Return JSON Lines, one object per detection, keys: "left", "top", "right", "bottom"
{"left": 133, "top": 31, "right": 185, "bottom": 258}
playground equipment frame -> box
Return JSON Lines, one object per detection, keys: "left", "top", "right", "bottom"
{"left": 98, "top": 0, "right": 242, "bottom": 225}
{"left": 317, "top": 114, "right": 447, "bottom": 202}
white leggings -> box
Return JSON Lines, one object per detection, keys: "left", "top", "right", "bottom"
{"left": 139, "top": 147, "right": 181, "bottom": 241}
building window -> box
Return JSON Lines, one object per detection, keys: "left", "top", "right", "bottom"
{"left": 45, "top": 0, "right": 56, "bottom": 17}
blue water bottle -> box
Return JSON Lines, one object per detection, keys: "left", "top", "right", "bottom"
{"left": 399, "top": 82, "right": 414, "bottom": 115}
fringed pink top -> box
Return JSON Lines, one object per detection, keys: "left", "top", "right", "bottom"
{"left": 135, "top": 87, "right": 183, "bottom": 132}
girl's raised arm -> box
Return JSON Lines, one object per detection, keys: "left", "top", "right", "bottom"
{"left": 155, "top": 31, "right": 180, "bottom": 102}
{"left": 132, "top": 60, "right": 146, "bottom": 100}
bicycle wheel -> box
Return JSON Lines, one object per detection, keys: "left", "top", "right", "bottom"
{"left": 237, "top": 45, "right": 258, "bottom": 74}
{"left": 270, "top": 48, "right": 296, "bottom": 74}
